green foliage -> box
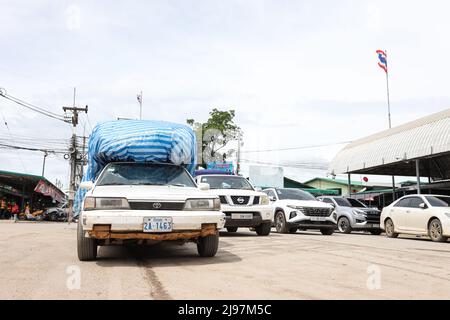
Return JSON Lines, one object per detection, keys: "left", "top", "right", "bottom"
{"left": 187, "top": 108, "right": 242, "bottom": 165}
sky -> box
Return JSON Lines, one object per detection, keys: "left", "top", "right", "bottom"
{"left": 1, "top": 0, "right": 450, "bottom": 189}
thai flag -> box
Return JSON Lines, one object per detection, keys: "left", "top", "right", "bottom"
{"left": 376, "top": 50, "right": 388, "bottom": 73}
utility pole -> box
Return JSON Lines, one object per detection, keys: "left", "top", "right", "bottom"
{"left": 63, "top": 105, "right": 88, "bottom": 224}
{"left": 41, "top": 152, "right": 48, "bottom": 176}
{"left": 236, "top": 136, "right": 241, "bottom": 175}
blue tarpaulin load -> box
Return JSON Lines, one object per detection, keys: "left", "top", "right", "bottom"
{"left": 73, "top": 120, "right": 197, "bottom": 215}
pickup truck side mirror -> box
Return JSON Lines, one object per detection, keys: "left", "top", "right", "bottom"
{"left": 254, "top": 187, "right": 262, "bottom": 192}
{"left": 198, "top": 183, "right": 210, "bottom": 191}
{"left": 419, "top": 202, "right": 427, "bottom": 209}
{"left": 269, "top": 196, "right": 276, "bottom": 202}
{"left": 79, "top": 181, "right": 94, "bottom": 190}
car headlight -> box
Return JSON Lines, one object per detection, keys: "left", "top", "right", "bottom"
{"left": 287, "top": 205, "right": 302, "bottom": 210}
{"left": 260, "top": 195, "right": 270, "bottom": 205}
{"left": 445, "top": 213, "right": 450, "bottom": 218}
{"left": 352, "top": 209, "right": 366, "bottom": 216}
{"left": 83, "top": 197, "right": 130, "bottom": 210}
{"left": 184, "top": 198, "right": 221, "bottom": 211}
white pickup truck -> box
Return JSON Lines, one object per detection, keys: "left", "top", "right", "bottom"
{"left": 77, "top": 162, "right": 225, "bottom": 261}
{"left": 194, "top": 174, "right": 273, "bottom": 235}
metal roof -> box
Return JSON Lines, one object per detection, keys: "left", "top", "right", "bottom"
{"left": 329, "top": 108, "right": 450, "bottom": 178}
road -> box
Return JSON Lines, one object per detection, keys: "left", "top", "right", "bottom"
{"left": 1, "top": 220, "right": 449, "bottom": 300}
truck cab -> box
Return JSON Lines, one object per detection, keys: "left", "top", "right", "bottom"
{"left": 194, "top": 172, "right": 273, "bottom": 236}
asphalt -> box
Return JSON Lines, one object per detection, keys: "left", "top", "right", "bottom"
{"left": 1, "top": 220, "right": 449, "bottom": 299}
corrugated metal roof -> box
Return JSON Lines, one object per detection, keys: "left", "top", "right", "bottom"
{"left": 329, "top": 108, "right": 450, "bottom": 175}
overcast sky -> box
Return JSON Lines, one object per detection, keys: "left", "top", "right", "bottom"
{"left": 1, "top": 0, "right": 450, "bottom": 189}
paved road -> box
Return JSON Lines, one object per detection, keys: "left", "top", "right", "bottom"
{"left": 1, "top": 220, "right": 449, "bottom": 299}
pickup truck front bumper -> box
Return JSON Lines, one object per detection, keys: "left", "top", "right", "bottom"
{"left": 81, "top": 210, "right": 225, "bottom": 240}
{"left": 221, "top": 204, "right": 273, "bottom": 228}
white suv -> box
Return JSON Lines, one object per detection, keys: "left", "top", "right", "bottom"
{"left": 263, "top": 188, "right": 337, "bottom": 235}
{"left": 194, "top": 174, "right": 273, "bottom": 235}
{"left": 77, "top": 162, "right": 225, "bottom": 261}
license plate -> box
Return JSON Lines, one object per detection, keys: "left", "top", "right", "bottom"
{"left": 231, "top": 213, "right": 253, "bottom": 220}
{"left": 368, "top": 224, "right": 380, "bottom": 228}
{"left": 143, "top": 217, "right": 173, "bottom": 233}
{"left": 311, "top": 216, "right": 326, "bottom": 221}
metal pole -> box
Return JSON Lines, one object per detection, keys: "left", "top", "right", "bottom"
{"left": 139, "top": 90, "right": 143, "bottom": 120}
{"left": 41, "top": 152, "right": 48, "bottom": 176}
{"left": 347, "top": 173, "right": 351, "bottom": 197}
{"left": 392, "top": 176, "right": 396, "bottom": 201}
{"left": 416, "top": 159, "right": 421, "bottom": 194}
{"left": 385, "top": 51, "right": 392, "bottom": 129}
{"left": 236, "top": 136, "right": 241, "bottom": 175}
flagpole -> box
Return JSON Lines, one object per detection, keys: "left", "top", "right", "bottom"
{"left": 385, "top": 51, "right": 392, "bottom": 129}
{"left": 139, "top": 90, "right": 142, "bottom": 120}
{"left": 383, "top": 50, "right": 396, "bottom": 200}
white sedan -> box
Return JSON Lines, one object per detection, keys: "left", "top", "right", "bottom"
{"left": 380, "top": 194, "right": 450, "bottom": 242}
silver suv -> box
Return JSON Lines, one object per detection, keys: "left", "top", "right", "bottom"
{"left": 317, "top": 196, "right": 382, "bottom": 235}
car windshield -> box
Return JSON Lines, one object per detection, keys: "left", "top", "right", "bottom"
{"left": 276, "top": 189, "right": 315, "bottom": 201}
{"left": 346, "top": 198, "right": 367, "bottom": 208}
{"left": 96, "top": 163, "right": 196, "bottom": 187}
{"left": 425, "top": 196, "right": 450, "bottom": 207}
{"left": 333, "top": 198, "right": 352, "bottom": 207}
{"left": 200, "top": 176, "right": 254, "bottom": 190}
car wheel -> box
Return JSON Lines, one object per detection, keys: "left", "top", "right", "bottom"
{"left": 197, "top": 233, "right": 219, "bottom": 257}
{"left": 429, "top": 218, "right": 448, "bottom": 242}
{"left": 226, "top": 227, "right": 238, "bottom": 233}
{"left": 275, "top": 211, "right": 289, "bottom": 233}
{"left": 77, "top": 218, "right": 97, "bottom": 261}
{"left": 289, "top": 228, "right": 297, "bottom": 234}
{"left": 255, "top": 222, "right": 271, "bottom": 236}
{"left": 337, "top": 217, "right": 352, "bottom": 234}
{"left": 384, "top": 218, "right": 399, "bottom": 238}
{"left": 320, "top": 228, "right": 334, "bottom": 235}
{"left": 369, "top": 229, "right": 382, "bottom": 235}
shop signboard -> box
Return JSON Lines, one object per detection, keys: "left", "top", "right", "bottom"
{"left": 34, "top": 180, "right": 65, "bottom": 203}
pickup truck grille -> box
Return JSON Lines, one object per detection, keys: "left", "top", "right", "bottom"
{"left": 253, "top": 196, "right": 260, "bottom": 205}
{"left": 230, "top": 196, "right": 250, "bottom": 205}
{"left": 128, "top": 201, "right": 185, "bottom": 210}
{"left": 365, "top": 211, "right": 380, "bottom": 224}
{"left": 301, "top": 207, "right": 332, "bottom": 217}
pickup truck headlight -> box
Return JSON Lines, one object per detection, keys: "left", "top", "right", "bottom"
{"left": 83, "top": 197, "right": 130, "bottom": 210}
{"left": 260, "top": 195, "right": 270, "bottom": 205}
{"left": 184, "top": 198, "right": 221, "bottom": 211}
{"left": 445, "top": 213, "right": 450, "bottom": 218}
{"left": 352, "top": 209, "right": 366, "bottom": 216}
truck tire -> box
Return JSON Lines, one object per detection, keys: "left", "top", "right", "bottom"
{"left": 337, "top": 217, "right": 352, "bottom": 234}
{"left": 255, "top": 222, "right": 271, "bottom": 236}
{"left": 320, "top": 228, "right": 334, "bottom": 235}
{"left": 226, "top": 227, "right": 238, "bottom": 233}
{"left": 197, "top": 233, "right": 219, "bottom": 257}
{"left": 77, "top": 219, "right": 97, "bottom": 261}
{"left": 275, "top": 211, "right": 289, "bottom": 234}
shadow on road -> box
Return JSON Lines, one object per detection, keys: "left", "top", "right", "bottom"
{"left": 95, "top": 242, "right": 242, "bottom": 267}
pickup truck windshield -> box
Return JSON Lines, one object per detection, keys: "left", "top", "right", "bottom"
{"left": 200, "top": 176, "right": 254, "bottom": 190}
{"left": 96, "top": 163, "right": 196, "bottom": 187}
{"left": 346, "top": 198, "right": 366, "bottom": 208}
{"left": 276, "top": 189, "right": 315, "bottom": 201}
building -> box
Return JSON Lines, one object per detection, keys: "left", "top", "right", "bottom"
{"left": 329, "top": 108, "right": 450, "bottom": 205}
{"left": 303, "top": 177, "right": 365, "bottom": 196}
{"left": 283, "top": 177, "right": 339, "bottom": 195}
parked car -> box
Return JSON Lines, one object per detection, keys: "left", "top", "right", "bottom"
{"left": 263, "top": 188, "right": 336, "bottom": 235}
{"left": 44, "top": 203, "right": 69, "bottom": 222}
{"left": 77, "top": 162, "right": 226, "bottom": 261}
{"left": 194, "top": 173, "right": 273, "bottom": 235}
{"left": 380, "top": 194, "right": 450, "bottom": 242}
{"left": 317, "top": 196, "right": 382, "bottom": 235}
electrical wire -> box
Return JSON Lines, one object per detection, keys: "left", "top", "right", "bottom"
{"left": 240, "top": 159, "right": 329, "bottom": 170}
{"left": 0, "top": 88, "right": 67, "bottom": 123}
{"left": 0, "top": 109, "right": 28, "bottom": 172}
{"left": 240, "top": 141, "right": 352, "bottom": 153}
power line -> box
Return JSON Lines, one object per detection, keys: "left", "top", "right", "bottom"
{"left": 0, "top": 88, "right": 67, "bottom": 122}
{"left": 0, "top": 109, "right": 27, "bottom": 172}
{"left": 240, "top": 159, "right": 329, "bottom": 170}
{"left": 241, "top": 141, "right": 352, "bottom": 153}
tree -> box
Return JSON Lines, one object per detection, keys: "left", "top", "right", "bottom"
{"left": 187, "top": 108, "right": 243, "bottom": 167}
